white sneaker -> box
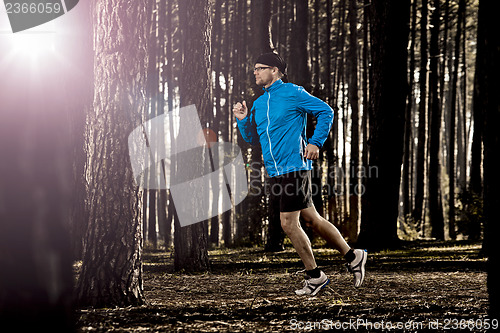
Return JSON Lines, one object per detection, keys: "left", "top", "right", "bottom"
{"left": 295, "top": 271, "right": 330, "bottom": 296}
{"left": 346, "top": 249, "right": 367, "bottom": 288}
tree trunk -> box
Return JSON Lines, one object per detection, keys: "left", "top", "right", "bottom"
{"left": 469, "top": 0, "right": 485, "bottom": 241}
{"left": 221, "top": 1, "right": 233, "bottom": 247}
{"left": 448, "top": 0, "right": 466, "bottom": 240}
{"left": 174, "top": 0, "right": 212, "bottom": 272}
{"left": 289, "top": 0, "right": 309, "bottom": 88}
{"left": 413, "top": 0, "right": 428, "bottom": 228}
{"left": 428, "top": 0, "right": 445, "bottom": 240}
{"left": 357, "top": 0, "right": 410, "bottom": 249}
{"left": 251, "top": 0, "right": 273, "bottom": 56}
{"left": 361, "top": 0, "right": 370, "bottom": 201}
{"left": 76, "top": 0, "right": 148, "bottom": 307}
{"left": 148, "top": 190, "right": 158, "bottom": 248}
{"left": 347, "top": 0, "right": 360, "bottom": 241}
{"left": 402, "top": 0, "right": 417, "bottom": 221}
{"left": 478, "top": 0, "right": 500, "bottom": 318}
{"left": 145, "top": 0, "right": 158, "bottom": 250}
{"left": 209, "top": 0, "right": 223, "bottom": 247}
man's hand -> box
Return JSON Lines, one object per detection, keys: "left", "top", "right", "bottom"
{"left": 304, "top": 144, "right": 320, "bottom": 160}
{"left": 232, "top": 101, "right": 248, "bottom": 120}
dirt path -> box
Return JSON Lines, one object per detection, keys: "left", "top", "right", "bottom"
{"left": 77, "top": 241, "right": 489, "bottom": 332}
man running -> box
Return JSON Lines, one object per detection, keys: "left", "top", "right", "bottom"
{"left": 233, "top": 52, "right": 367, "bottom": 296}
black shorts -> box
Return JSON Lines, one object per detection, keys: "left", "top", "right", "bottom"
{"left": 268, "top": 170, "right": 313, "bottom": 212}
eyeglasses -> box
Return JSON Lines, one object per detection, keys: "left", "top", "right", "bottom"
{"left": 254, "top": 66, "right": 272, "bottom": 72}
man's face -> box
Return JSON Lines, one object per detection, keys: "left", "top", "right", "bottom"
{"left": 254, "top": 63, "right": 276, "bottom": 86}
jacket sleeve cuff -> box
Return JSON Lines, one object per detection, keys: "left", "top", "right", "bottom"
{"left": 308, "top": 138, "right": 323, "bottom": 149}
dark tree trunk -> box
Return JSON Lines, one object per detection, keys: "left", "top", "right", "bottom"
{"left": 428, "top": 0, "right": 444, "bottom": 240}
{"left": 479, "top": 0, "right": 500, "bottom": 318}
{"left": 469, "top": 0, "right": 485, "bottom": 241}
{"left": 148, "top": 190, "right": 158, "bottom": 248}
{"left": 145, "top": 0, "right": 158, "bottom": 250}
{"left": 221, "top": 1, "right": 233, "bottom": 247}
{"left": 357, "top": 0, "right": 410, "bottom": 249}
{"left": 413, "top": 0, "right": 428, "bottom": 227}
{"left": 402, "top": 0, "right": 417, "bottom": 221}
{"left": 251, "top": 0, "right": 273, "bottom": 56}
{"left": 289, "top": 0, "right": 309, "bottom": 88}
{"left": 156, "top": 0, "right": 168, "bottom": 248}
{"left": 361, "top": 0, "right": 370, "bottom": 196}
{"left": 163, "top": 0, "right": 175, "bottom": 248}
{"left": 448, "top": 0, "right": 466, "bottom": 240}
{"left": 347, "top": 0, "right": 360, "bottom": 241}
{"left": 174, "top": 0, "right": 212, "bottom": 272}
{"left": 209, "top": 0, "right": 223, "bottom": 247}
{"left": 76, "top": 0, "right": 148, "bottom": 307}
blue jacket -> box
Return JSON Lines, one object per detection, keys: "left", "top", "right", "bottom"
{"left": 236, "top": 79, "right": 334, "bottom": 177}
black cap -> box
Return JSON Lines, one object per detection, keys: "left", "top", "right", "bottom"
{"left": 255, "top": 52, "right": 287, "bottom": 75}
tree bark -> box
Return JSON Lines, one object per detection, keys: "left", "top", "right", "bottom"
{"left": 469, "top": 0, "right": 485, "bottom": 241}
{"left": 347, "top": 0, "right": 360, "bottom": 241}
{"left": 413, "top": 0, "right": 428, "bottom": 227}
{"left": 174, "top": 0, "right": 212, "bottom": 272}
{"left": 402, "top": 0, "right": 417, "bottom": 221}
{"left": 447, "top": 0, "right": 466, "bottom": 240}
{"left": 428, "top": 0, "right": 445, "bottom": 240}
{"left": 289, "top": 0, "right": 309, "bottom": 88}
{"left": 357, "top": 0, "right": 410, "bottom": 249}
{"left": 76, "top": 0, "right": 148, "bottom": 307}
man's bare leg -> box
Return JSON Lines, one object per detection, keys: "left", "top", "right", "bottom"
{"left": 300, "top": 205, "right": 350, "bottom": 256}
{"left": 280, "top": 210, "right": 317, "bottom": 270}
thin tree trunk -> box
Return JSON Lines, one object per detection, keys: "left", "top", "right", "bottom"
{"left": 413, "top": 0, "right": 428, "bottom": 227}
{"left": 448, "top": 0, "right": 465, "bottom": 240}
{"left": 347, "top": 0, "right": 360, "bottom": 241}
{"left": 361, "top": 0, "right": 370, "bottom": 188}
{"left": 428, "top": 0, "right": 444, "bottom": 240}
{"left": 469, "top": 0, "right": 484, "bottom": 241}
{"left": 146, "top": 0, "right": 158, "bottom": 250}
{"left": 221, "top": 1, "right": 232, "bottom": 247}
{"left": 402, "top": 0, "right": 417, "bottom": 221}
{"left": 209, "top": 0, "right": 223, "bottom": 246}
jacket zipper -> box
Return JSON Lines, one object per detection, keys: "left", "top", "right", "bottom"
{"left": 266, "top": 91, "right": 279, "bottom": 175}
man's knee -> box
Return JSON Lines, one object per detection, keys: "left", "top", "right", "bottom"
{"left": 300, "top": 207, "right": 323, "bottom": 229}
{"left": 280, "top": 213, "right": 300, "bottom": 235}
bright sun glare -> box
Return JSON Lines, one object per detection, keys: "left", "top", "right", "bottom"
{"left": 11, "top": 31, "right": 56, "bottom": 57}
{"left": 1, "top": 8, "right": 57, "bottom": 63}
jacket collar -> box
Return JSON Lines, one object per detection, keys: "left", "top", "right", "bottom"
{"left": 263, "top": 79, "right": 284, "bottom": 93}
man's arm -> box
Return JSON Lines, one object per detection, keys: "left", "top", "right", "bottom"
{"left": 296, "top": 86, "right": 334, "bottom": 149}
{"left": 233, "top": 101, "right": 259, "bottom": 145}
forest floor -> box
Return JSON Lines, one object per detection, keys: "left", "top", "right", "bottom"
{"left": 76, "top": 240, "right": 490, "bottom": 332}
